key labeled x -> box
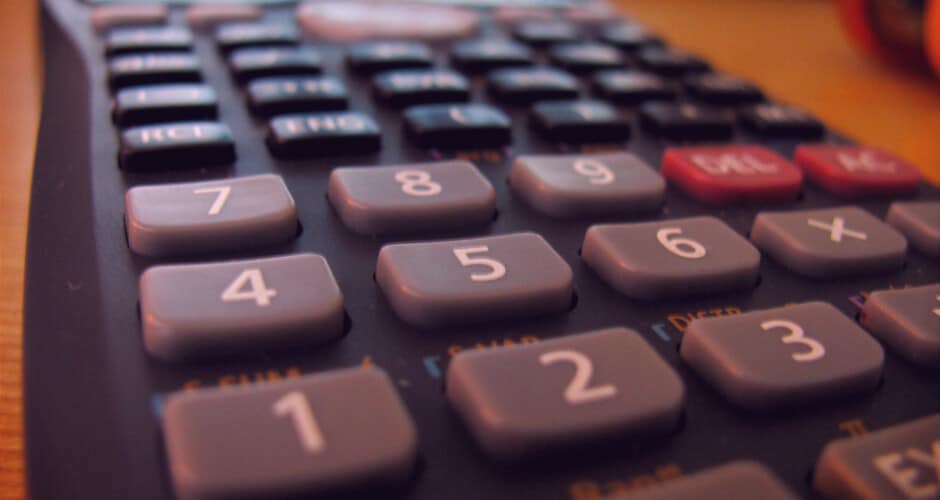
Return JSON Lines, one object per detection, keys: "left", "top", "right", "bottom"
{"left": 808, "top": 216, "right": 868, "bottom": 243}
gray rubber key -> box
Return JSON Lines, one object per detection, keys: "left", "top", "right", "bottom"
{"left": 582, "top": 216, "right": 760, "bottom": 299}
{"left": 612, "top": 461, "right": 799, "bottom": 500}
{"left": 376, "top": 232, "right": 573, "bottom": 328}
{"left": 887, "top": 201, "right": 940, "bottom": 258}
{"left": 814, "top": 413, "right": 940, "bottom": 500}
{"left": 164, "top": 367, "right": 418, "bottom": 500}
{"left": 509, "top": 152, "right": 664, "bottom": 218}
{"left": 751, "top": 206, "right": 908, "bottom": 278}
{"left": 446, "top": 327, "right": 684, "bottom": 460}
{"left": 126, "top": 174, "right": 297, "bottom": 257}
{"left": 327, "top": 161, "right": 495, "bottom": 235}
{"left": 141, "top": 253, "right": 344, "bottom": 361}
{"left": 680, "top": 301, "right": 884, "bottom": 411}
{"left": 861, "top": 284, "right": 940, "bottom": 369}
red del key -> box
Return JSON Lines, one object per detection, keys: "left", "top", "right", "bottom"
{"left": 795, "top": 145, "right": 922, "bottom": 198}
{"left": 662, "top": 145, "right": 803, "bottom": 205}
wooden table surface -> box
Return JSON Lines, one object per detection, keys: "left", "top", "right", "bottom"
{"left": 0, "top": 1, "right": 937, "bottom": 498}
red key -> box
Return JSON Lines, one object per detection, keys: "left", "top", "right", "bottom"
{"left": 662, "top": 145, "right": 803, "bottom": 205}
{"left": 795, "top": 145, "right": 921, "bottom": 198}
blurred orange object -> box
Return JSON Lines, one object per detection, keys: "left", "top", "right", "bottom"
{"left": 928, "top": 0, "right": 940, "bottom": 76}
{"left": 837, "top": 0, "right": 940, "bottom": 78}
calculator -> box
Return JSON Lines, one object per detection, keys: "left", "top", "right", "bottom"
{"left": 24, "top": 0, "right": 940, "bottom": 499}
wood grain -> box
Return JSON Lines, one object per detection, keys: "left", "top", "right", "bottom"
{"left": 0, "top": 1, "right": 937, "bottom": 498}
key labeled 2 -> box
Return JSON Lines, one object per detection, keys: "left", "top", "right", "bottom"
{"left": 375, "top": 232, "right": 573, "bottom": 328}
{"left": 140, "top": 253, "right": 344, "bottom": 361}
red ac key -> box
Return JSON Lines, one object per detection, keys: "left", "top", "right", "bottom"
{"left": 795, "top": 145, "right": 922, "bottom": 198}
{"left": 662, "top": 145, "right": 803, "bottom": 205}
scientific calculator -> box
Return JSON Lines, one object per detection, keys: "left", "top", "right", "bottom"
{"left": 25, "top": 0, "right": 940, "bottom": 499}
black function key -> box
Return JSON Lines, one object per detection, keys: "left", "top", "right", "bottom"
{"left": 119, "top": 121, "right": 236, "bottom": 171}
{"left": 487, "top": 67, "right": 579, "bottom": 104}
{"left": 215, "top": 22, "right": 298, "bottom": 52}
{"left": 228, "top": 46, "right": 322, "bottom": 81}
{"left": 549, "top": 42, "right": 625, "bottom": 73}
{"left": 684, "top": 73, "right": 765, "bottom": 105}
{"left": 113, "top": 83, "right": 217, "bottom": 126}
{"left": 247, "top": 76, "right": 347, "bottom": 116}
{"left": 105, "top": 26, "right": 193, "bottom": 55}
{"left": 267, "top": 111, "right": 381, "bottom": 158}
{"left": 593, "top": 70, "right": 676, "bottom": 105}
{"left": 450, "top": 39, "right": 533, "bottom": 73}
{"left": 600, "top": 23, "right": 664, "bottom": 51}
{"left": 636, "top": 47, "right": 711, "bottom": 77}
{"left": 108, "top": 52, "right": 201, "bottom": 89}
{"left": 512, "top": 20, "right": 579, "bottom": 46}
{"left": 373, "top": 69, "right": 470, "bottom": 107}
{"left": 404, "top": 103, "right": 511, "bottom": 149}
{"left": 639, "top": 102, "right": 735, "bottom": 141}
{"left": 530, "top": 100, "right": 631, "bottom": 143}
{"left": 346, "top": 41, "right": 433, "bottom": 74}
{"left": 739, "top": 102, "right": 826, "bottom": 139}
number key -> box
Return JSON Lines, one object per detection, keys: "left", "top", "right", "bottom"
{"left": 861, "top": 284, "right": 940, "bottom": 369}
{"left": 446, "top": 327, "right": 685, "bottom": 460}
{"left": 375, "top": 232, "right": 573, "bottom": 328}
{"left": 680, "top": 302, "right": 884, "bottom": 410}
{"left": 582, "top": 216, "right": 760, "bottom": 299}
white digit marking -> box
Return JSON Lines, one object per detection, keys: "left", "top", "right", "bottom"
{"left": 452, "top": 246, "right": 506, "bottom": 282}
{"left": 273, "top": 391, "right": 326, "bottom": 454}
{"left": 761, "top": 319, "right": 826, "bottom": 362}
{"left": 193, "top": 186, "right": 232, "bottom": 216}
{"left": 539, "top": 350, "right": 617, "bottom": 405}
{"left": 807, "top": 216, "right": 867, "bottom": 242}
{"left": 656, "top": 228, "right": 707, "bottom": 259}
{"left": 394, "top": 170, "right": 442, "bottom": 197}
{"left": 221, "top": 268, "right": 277, "bottom": 307}
{"left": 573, "top": 159, "right": 614, "bottom": 185}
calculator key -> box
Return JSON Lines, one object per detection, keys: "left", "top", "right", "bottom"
{"left": 639, "top": 102, "right": 735, "bottom": 141}
{"left": 163, "top": 367, "right": 417, "bottom": 499}
{"left": 510, "top": 152, "right": 664, "bottom": 218}
{"left": 113, "top": 83, "right": 217, "bottom": 126}
{"left": 141, "top": 253, "right": 344, "bottom": 361}
{"left": 563, "top": 3, "right": 619, "bottom": 24}
{"left": 494, "top": 6, "right": 556, "bottom": 24}
{"left": 215, "top": 23, "right": 298, "bottom": 52}
{"left": 404, "top": 103, "right": 511, "bottom": 149}
{"left": 684, "top": 73, "right": 765, "bottom": 105}
{"left": 119, "top": 121, "right": 235, "bottom": 170}
{"left": 446, "top": 327, "right": 684, "bottom": 460}
{"left": 375, "top": 232, "right": 573, "bottom": 328}
{"left": 750, "top": 206, "right": 908, "bottom": 278}
{"left": 91, "top": 4, "right": 167, "bottom": 31}
{"left": 372, "top": 69, "right": 470, "bottom": 107}
{"left": 600, "top": 23, "right": 664, "bottom": 51}
{"left": 228, "top": 46, "right": 322, "bottom": 82}
{"left": 530, "top": 100, "right": 631, "bottom": 143}
{"left": 108, "top": 52, "right": 201, "bottom": 89}
{"left": 795, "top": 145, "right": 922, "bottom": 198}
{"left": 739, "top": 102, "right": 826, "bottom": 139}
{"left": 346, "top": 41, "right": 433, "bottom": 74}
{"left": 861, "top": 284, "right": 940, "bottom": 369}
{"left": 126, "top": 174, "right": 297, "bottom": 257}
{"left": 186, "top": 4, "right": 262, "bottom": 27}
{"left": 681, "top": 302, "right": 884, "bottom": 410}
{"left": 267, "top": 111, "right": 381, "bottom": 158}
{"left": 297, "top": 1, "right": 479, "bottom": 42}
{"left": 105, "top": 26, "right": 193, "bottom": 55}
{"left": 450, "top": 39, "right": 533, "bottom": 73}
{"left": 814, "top": 413, "right": 940, "bottom": 500}
{"left": 661, "top": 145, "right": 803, "bottom": 205}
{"left": 487, "top": 67, "right": 579, "bottom": 104}
{"left": 327, "top": 161, "right": 495, "bottom": 235}
{"left": 616, "top": 461, "right": 799, "bottom": 500}
{"left": 887, "top": 201, "right": 940, "bottom": 257}
{"left": 592, "top": 70, "right": 676, "bottom": 105}
{"left": 247, "top": 76, "right": 348, "bottom": 116}
{"left": 549, "top": 42, "right": 626, "bottom": 73}
{"left": 636, "top": 47, "right": 711, "bottom": 76}
{"left": 582, "top": 216, "right": 760, "bottom": 299}
{"left": 512, "top": 21, "right": 580, "bottom": 46}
